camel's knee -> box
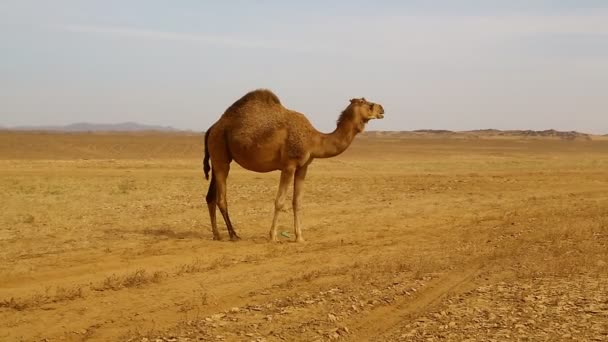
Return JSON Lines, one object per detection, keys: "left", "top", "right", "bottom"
{"left": 217, "top": 202, "right": 227, "bottom": 212}
{"left": 216, "top": 196, "right": 228, "bottom": 211}
{"left": 275, "top": 197, "right": 286, "bottom": 211}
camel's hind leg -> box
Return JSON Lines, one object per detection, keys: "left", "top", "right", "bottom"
{"left": 213, "top": 163, "right": 240, "bottom": 241}
{"left": 205, "top": 173, "right": 221, "bottom": 240}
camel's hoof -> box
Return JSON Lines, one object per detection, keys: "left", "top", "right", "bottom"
{"left": 212, "top": 235, "right": 222, "bottom": 241}
{"left": 269, "top": 236, "right": 279, "bottom": 243}
{"left": 230, "top": 235, "right": 241, "bottom": 242}
{"left": 295, "top": 237, "right": 306, "bottom": 243}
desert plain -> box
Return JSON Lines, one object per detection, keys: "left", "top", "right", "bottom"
{"left": 0, "top": 131, "right": 607, "bottom": 341}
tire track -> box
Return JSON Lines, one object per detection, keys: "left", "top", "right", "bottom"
{"left": 348, "top": 261, "right": 485, "bottom": 341}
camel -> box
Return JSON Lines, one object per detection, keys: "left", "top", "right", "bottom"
{"left": 203, "top": 89, "right": 385, "bottom": 242}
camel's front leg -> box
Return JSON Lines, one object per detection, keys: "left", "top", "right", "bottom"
{"left": 269, "top": 167, "right": 295, "bottom": 242}
{"left": 293, "top": 165, "right": 309, "bottom": 243}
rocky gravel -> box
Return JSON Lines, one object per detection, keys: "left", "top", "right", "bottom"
{"left": 130, "top": 274, "right": 607, "bottom": 341}
{"left": 128, "top": 277, "right": 433, "bottom": 341}
{"left": 387, "top": 276, "right": 608, "bottom": 341}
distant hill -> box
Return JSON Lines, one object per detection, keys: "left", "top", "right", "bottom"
{"left": 1, "top": 123, "right": 599, "bottom": 139}
{"left": 3, "top": 122, "right": 182, "bottom": 132}
{"left": 466, "top": 129, "right": 591, "bottom": 140}
{"left": 364, "top": 129, "right": 593, "bottom": 141}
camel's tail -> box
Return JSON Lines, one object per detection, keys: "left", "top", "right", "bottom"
{"left": 203, "top": 128, "right": 211, "bottom": 180}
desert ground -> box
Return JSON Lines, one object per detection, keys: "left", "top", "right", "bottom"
{"left": 0, "top": 131, "right": 607, "bottom": 341}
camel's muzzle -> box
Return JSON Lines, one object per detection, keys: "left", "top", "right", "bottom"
{"left": 377, "top": 107, "right": 385, "bottom": 119}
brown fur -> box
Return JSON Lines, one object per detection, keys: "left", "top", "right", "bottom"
{"left": 204, "top": 89, "right": 384, "bottom": 242}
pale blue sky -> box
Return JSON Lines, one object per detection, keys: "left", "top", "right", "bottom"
{"left": 1, "top": 1, "right": 607, "bottom": 133}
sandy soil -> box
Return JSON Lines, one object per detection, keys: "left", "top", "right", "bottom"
{"left": 0, "top": 132, "right": 607, "bottom": 341}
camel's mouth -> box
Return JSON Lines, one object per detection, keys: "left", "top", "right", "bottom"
{"left": 377, "top": 106, "right": 385, "bottom": 119}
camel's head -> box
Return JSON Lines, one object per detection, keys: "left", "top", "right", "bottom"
{"left": 348, "top": 97, "right": 385, "bottom": 122}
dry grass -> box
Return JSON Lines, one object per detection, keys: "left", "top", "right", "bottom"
{"left": 1, "top": 131, "right": 607, "bottom": 341}
{"left": 0, "top": 285, "right": 85, "bottom": 311}
{"left": 116, "top": 179, "right": 137, "bottom": 194}
{"left": 94, "top": 269, "right": 168, "bottom": 291}
{"left": 175, "top": 258, "right": 208, "bottom": 275}
{"left": 0, "top": 269, "right": 167, "bottom": 311}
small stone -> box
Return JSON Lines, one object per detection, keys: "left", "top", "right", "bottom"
{"left": 229, "top": 307, "right": 240, "bottom": 313}
{"left": 448, "top": 322, "right": 456, "bottom": 328}
{"left": 211, "top": 313, "right": 226, "bottom": 320}
{"left": 328, "top": 313, "right": 338, "bottom": 322}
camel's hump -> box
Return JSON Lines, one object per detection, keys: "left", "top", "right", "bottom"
{"left": 225, "top": 89, "right": 282, "bottom": 113}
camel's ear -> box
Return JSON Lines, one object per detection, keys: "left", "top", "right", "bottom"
{"left": 350, "top": 98, "right": 363, "bottom": 104}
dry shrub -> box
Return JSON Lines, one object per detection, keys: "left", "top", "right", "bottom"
{"left": 0, "top": 297, "right": 34, "bottom": 311}
{"left": 54, "top": 285, "right": 84, "bottom": 302}
{"left": 122, "top": 269, "right": 151, "bottom": 288}
{"left": 175, "top": 258, "right": 207, "bottom": 275}
{"left": 116, "top": 179, "right": 137, "bottom": 194}
{"left": 208, "top": 256, "right": 236, "bottom": 270}
{"left": 20, "top": 214, "right": 35, "bottom": 224}
{"left": 95, "top": 269, "right": 167, "bottom": 291}
{"left": 0, "top": 285, "right": 84, "bottom": 311}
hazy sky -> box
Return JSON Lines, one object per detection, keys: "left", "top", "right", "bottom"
{"left": 2, "top": 1, "right": 607, "bottom": 133}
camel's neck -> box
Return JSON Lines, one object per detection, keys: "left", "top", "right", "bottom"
{"left": 311, "top": 115, "right": 362, "bottom": 159}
